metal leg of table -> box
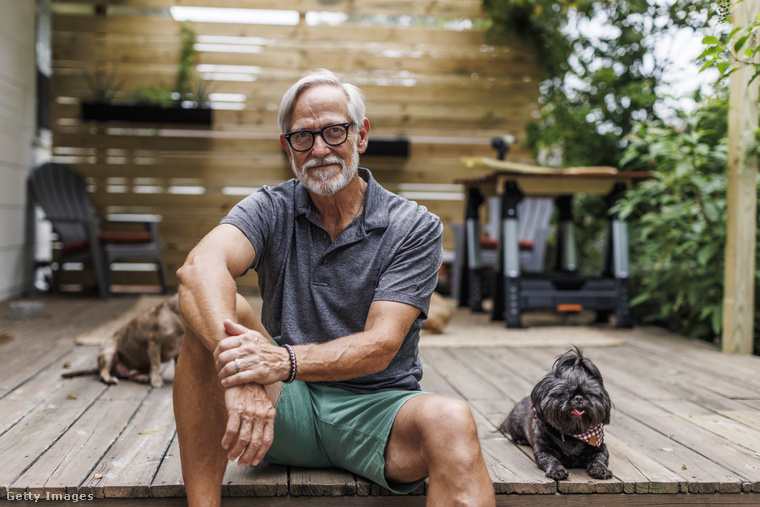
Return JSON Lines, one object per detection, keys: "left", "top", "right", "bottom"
{"left": 554, "top": 195, "right": 577, "bottom": 273}
{"left": 463, "top": 187, "right": 485, "bottom": 313}
{"left": 607, "top": 183, "right": 632, "bottom": 328}
{"left": 500, "top": 180, "right": 523, "bottom": 328}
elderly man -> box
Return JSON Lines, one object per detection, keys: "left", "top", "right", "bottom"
{"left": 173, "top": 69, "right": 495, "bottom": 506}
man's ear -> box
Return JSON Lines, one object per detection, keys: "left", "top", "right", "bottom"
{"left": 357, "top": 118, "right": 370, "bottom": 154}
{"left": 279, "top": 135, "right": 293, "bottom": 162}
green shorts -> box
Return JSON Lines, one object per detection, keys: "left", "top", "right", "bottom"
{"left": 264, "top": 381, "right": 428, "bottom": 494}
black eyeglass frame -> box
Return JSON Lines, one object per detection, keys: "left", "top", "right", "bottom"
{"left": 283, "top": 121, "right": 356, "bottom": 152}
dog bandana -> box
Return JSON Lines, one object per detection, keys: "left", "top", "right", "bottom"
{"left": 569, "top": 425, "right": 604, "bottom": 447}
{"left": 532, "top": 406, "right": 604, "bottom": 447}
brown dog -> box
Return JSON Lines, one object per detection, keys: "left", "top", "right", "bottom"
{"left": 63, "top": 295, "right": 185, "bottom": 388}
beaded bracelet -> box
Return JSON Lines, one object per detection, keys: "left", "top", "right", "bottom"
{"left": 282, "top": 344, "right": 297, "bottom": 383}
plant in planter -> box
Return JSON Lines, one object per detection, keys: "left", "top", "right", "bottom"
{"left": 81, "top": 23, "right": 212, "bottom": 125}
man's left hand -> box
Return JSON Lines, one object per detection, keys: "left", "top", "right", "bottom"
{"left": 215, "top": 319, "right": 290, "bottom": 386}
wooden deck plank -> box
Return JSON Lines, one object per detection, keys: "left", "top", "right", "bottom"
{"left": 479, "top": 437, "right": 556, "bottom": 494}
{"left": 465, "top": 345, "right": 756, "bottom": 495}
{"left": 598, "top": 336, "right": 760, "bottom": 400}
{"left": 660, "top": 399, "right": 760, "bottom": 450}
{"left": 0, "top": 374, "right": 110, "bottom": 488}
{"left": 0, "top": 345, "right": 99, "bottom": 436}
{"left": 79, "top": 387, "right": 176, "bottom": 499}
{"left": 149, "top": 434, "right": 184, "bottom": 498}
{"left": 2, "top": 294, "right": 760, "bottom": 503}
{"left": 0, "top": 298, "right": 135, "bottom": 399}
{"left": 622, "top": 328, "right": 760, "bottom": 395}
{"left": 223, "top": 462, "right": 289, "bottom": 497}
{"left": 10, "top": 382, "right": 150, "bottom": 496}
{"left": 509, "top": 346, "right": 760, "bottom": 492}
{"left": 288, "top": 467, "right": 357, "bottom": 496}
{"left": 421, "top": 348, "right": 626, "bottom": 494}
{"left": 610, "top": 393, "right": 748, "bottom": 493}
{"left": 603, "top": 433, "right": 685, "bottom": 494}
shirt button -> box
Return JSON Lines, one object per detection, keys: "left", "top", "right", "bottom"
{"left": 322, "top": 233, "right": 327, "bottom": 239}
{"left": 322, "top": 258, "right": 327, "bottom": 264}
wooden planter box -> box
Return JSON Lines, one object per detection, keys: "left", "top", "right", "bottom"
{"left": 81, "top": 101, "right": 213, "bottom": 126}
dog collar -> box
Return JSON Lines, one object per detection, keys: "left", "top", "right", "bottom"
{"left": 531, "top": 405, "right": 604, "bottom": 447}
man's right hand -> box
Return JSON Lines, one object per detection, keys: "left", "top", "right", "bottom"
{"left": 222, "top": 382, "right": 275, "bottom": 467}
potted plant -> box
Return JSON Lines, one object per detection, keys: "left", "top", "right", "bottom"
{"left": 81, "top": 23, "right": 212, "bottom": 126}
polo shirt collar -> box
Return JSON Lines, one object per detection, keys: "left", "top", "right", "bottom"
{"left": 294, "top": 168, "right": 389, "bottom": 231}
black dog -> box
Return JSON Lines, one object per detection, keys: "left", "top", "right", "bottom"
{"left": 498, "top": 346, "right": 613, "bottom": 481}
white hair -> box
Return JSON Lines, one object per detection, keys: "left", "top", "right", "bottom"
{"left": 278, "top": 69, "right": 366, "bottom": 134}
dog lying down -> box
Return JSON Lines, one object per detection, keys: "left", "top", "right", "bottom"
{"left": 62, "top": 295, "right": 184, "bottom": 388}
{"left": 498, "top": 346, "right": 613, "bottom": 481}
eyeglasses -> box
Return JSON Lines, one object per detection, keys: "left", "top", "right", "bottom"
{"left": 283, "top": 121, "right": 355, "bottom": 152}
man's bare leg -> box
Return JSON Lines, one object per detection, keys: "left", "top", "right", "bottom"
{"left": 174, "top": 325, "right": 227, "bottom": 507}
{"left": 384, "top": 395, "right": 495, "bottom": 506}
{"left": 174, "top": 294, "right": 278, "bottom": 507}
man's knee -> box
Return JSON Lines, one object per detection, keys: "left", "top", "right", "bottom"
{"left": 418, "top": 397, "right": 480, "bottom": 454}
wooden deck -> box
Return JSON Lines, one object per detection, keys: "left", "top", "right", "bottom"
{"left": 1, "top": 293, "right": 759, "bottom": 506}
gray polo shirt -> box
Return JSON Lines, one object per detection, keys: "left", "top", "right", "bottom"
{"left": 220, "top": 168, "right": 443, "bottom": 393}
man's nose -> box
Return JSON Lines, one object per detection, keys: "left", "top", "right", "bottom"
{"left": 310, "top": 134, "right": 332, "bottom": 157}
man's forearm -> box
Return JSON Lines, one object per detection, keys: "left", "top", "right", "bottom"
{"left": 291, "top": 332, "right": 398, "bottom": 382}
{"left": 289, "top": 300, "right": 421, "bottom": 382}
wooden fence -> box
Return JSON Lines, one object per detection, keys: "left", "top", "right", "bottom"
{"left": 49, "top": 0, "right": 540, "bottom": 289}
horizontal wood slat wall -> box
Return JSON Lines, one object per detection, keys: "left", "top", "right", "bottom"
{"left": 49, "top": 0, "right": 540, "bottom": 290}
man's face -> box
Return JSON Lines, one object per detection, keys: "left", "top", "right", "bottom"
{"left": 281, "top": 85, "right": 367, "bottom": 196}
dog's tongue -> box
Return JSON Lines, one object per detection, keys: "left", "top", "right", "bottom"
{"left": 570, "top": 409, "right": 586, "bottom": 417}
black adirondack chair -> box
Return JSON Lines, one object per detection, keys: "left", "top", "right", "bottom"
{"left": 28, "top": 162, "right": 167, "bottom": 298}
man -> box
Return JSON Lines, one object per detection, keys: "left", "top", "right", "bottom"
{"left": 173, "top": 69, "right": 495, "bottom": 506}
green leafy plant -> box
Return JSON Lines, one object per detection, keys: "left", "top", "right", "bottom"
{"left": 700, "top": 0, "right": 760, "bottom": 83}
{"left": 84, "top": 22, "right": 209, "bottom": 109}
{"left": 132, "top": 84, "right": 177, "bottom": 108}
{"left": 176, "top": 22, "right": 198, "bottom": 101}
{"left": 483, "top": 0, "right": 716, "bottom": 168}
{"left": 615, "top": 94, "right": 760, "bottom": 352}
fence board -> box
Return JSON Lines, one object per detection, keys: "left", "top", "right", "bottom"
{"left": 54, "top": 0, "right": 488, "bottom": 20}
{"left": 50, "top": 1, "right": 540, "bottom": 291}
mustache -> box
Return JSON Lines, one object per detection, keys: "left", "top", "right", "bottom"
{"left": 302, "top": 156, "right": 345, "bottom": 171}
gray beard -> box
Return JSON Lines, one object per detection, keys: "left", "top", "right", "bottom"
{"left": 291, "top": 145, "right": 360, "bottom": 197}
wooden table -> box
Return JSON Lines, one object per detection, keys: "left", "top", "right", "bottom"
{"left": 455, "top": 158, "right": 650, "bottom": 328}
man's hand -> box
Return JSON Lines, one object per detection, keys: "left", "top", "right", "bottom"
{"left": 222, "top": 382, "right": 275, "bottom": 467}
{"left": 215, "top": 320, "right": 290, "bottom": 386}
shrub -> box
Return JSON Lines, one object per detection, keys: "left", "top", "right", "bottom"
{"left": 616, "top": 96, "right": 760, "bottom": 353}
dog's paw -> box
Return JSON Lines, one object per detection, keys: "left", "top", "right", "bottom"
{"left": 100, "top": 375, "right": 119, "bottom": 385}
{"left": 150, "top": 376, "right": 165, "bottom": 389}
{"left": 510, "top": 436, "right": 530, "bottom": 446}
{"left": 545, "top": 466, "right": 568, "bottom": 481}
{"left": 588, "top": 464, "right": 613, "bottom": 480}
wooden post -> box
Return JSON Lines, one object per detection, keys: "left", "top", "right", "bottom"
{"left": 723, "top": 0, "right": 759, "bottom": 354}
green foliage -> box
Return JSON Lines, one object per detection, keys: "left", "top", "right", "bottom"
{"left": 482, "top": 0, "right": 589, "bottom": 80}
{"left": 132, "top": 84, "right": 177, "bottom": 108}
{"left": 483, "top": 0, "right": 715, "bottom": 168}
{"left": 615, "top": 95, "right": 760, "bottom": 351}
{"left": 700, "top": 1, "right": 760, "bottom": 84}
{"left": 86, "top": 22, "right": 209, "bottom": 109}
{"left": 176, "top": 22, "right": 198, "bottom": 100}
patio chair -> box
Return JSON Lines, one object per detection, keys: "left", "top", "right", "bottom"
{"left": 28, "top": 162, "right": 167, "bottom": 298}
{"left": 451, "top": 197, "right": 554, "bottom": 304}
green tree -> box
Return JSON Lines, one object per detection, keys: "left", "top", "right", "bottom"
{"left": 700, "top": 0, "right": 760, "bottom": 85}
{"left": 482, "top": 0, "right": 716, "bottom": 167}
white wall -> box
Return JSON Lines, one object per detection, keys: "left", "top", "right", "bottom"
{"left": 0, "top": 0, "right": 39, "bottom": 300}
